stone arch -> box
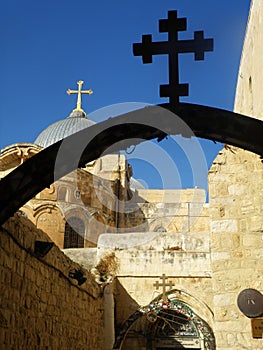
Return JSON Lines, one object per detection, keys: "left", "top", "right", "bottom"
{"left": 19, "top": 202, "right": 34, "bottom": 221}
{"left": 0, "top": 143, "right": 42, "bottom": 172}
{"left": 33, "top": 204, "right": 65, "bottom": 247}
{"left": 114, "top": 288, "right": 215, "bottom": 350}
{"left": 62, "top": 205, "right": 90, "bottom": 225}
{"left": 62, "top": 206, "right": 89, "bottom": 245}
{"left": 149, "top": 217, "right": 169, "bottom": 232}
{"left": 1, "top": 103, "right": 263, "bottom": 225}
{"left": 152, "top": 288, "right": 214, "bottom": 334}
{"left": 62, "top": 206, "right": 109, "bottom": 247}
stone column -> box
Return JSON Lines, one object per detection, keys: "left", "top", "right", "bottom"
{"left": 104, "top": 284, "right": 115, "bottom": 350}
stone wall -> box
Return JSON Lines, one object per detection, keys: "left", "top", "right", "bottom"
{"left": 0, "top": 214, "right": 104, "bottom": 350}
{"left": 234, "top": 0, "right": 263, "bottom": 121}
{"left": 97, "top": 230, "right": 214, "bottom": 332}
{"left": 208, "top": 2, "right": 263, "bottom": 349}
{"left": 0, "top": 147, "right": 132, "bottom": 249}
{"left": 209, "top": 148, "right": 263, "bottom": 350}
{"left": 124, "top": 188, "right": 208, "bottom": 233}
{"left": 22, "top": 168, "right": 120, "bottom": 248}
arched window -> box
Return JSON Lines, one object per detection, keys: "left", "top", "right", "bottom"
{"left": 64, "top": 217, "right": 85, "bottom": 248}
{"left": 74, "top": 190, "right": 81, "bottom": 200}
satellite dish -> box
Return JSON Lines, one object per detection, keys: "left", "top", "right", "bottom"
{"left": 237, "top": 288, "right": 263, "bottom": 318}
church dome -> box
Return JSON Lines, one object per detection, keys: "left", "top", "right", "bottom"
{"left": 34, "top": 110, "right": 95, "bottom": 148}
{"left": 35, "top": 80, "right": 95, "bottom": 148}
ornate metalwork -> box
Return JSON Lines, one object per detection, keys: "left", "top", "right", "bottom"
{"left": 133, "top": 10, "right": 213, "bottom": 104}
{"left": 113, "top": 295, "right": 216, "bottom": 349}
{"left": 67, "top": 80, "right": 93, "bottom": 111}
{"left": 143, "top": 299, "right": 216, "bottom": 349}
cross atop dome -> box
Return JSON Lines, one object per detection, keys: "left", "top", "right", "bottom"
{"left": 34, "top": 80, "right": 95, "bottom": 148}
{"left": 67, "top": 80, "right": 93, "bottom": 113}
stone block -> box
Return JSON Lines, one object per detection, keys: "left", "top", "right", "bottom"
{"left": 249, "top": 215, "right": 263, "bottom": 231}
{"left": 211, "top": 219, "right": 238, "bottom": 233}
{"left": 228, "top": 184, "right": 247, "bottom": 196}
{"left": 211, "top": 252, "right": 231, "bottom": 261}
{"left": 189, "top": 216, "right": 210, "bottom": 232}
{"left": 243, "top": 234, "right": 263, "bottom": 247}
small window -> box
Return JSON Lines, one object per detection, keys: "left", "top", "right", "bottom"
{"left": 64, "top": 217, "right": 85, "bottom": 248}
{"left": 75, "top": 190, "right": 81, "bottom": 200}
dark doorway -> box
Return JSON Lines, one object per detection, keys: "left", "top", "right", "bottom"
{"left": 64, "top": 217, "right": 85, "bottom": 248}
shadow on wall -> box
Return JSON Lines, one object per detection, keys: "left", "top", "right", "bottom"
{"left": 0, "top": 214, "right": 104, "bottom": 349}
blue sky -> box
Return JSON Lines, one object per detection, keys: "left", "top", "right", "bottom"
{"left": 0, "top": 0, "right": 251, "bottom": 191}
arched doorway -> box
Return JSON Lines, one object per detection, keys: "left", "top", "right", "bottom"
{"left": 144, "top": 300, "right": 215, "bottom": 349}
{"left": 114, "top": 291, "right": 215, "bottom": 350}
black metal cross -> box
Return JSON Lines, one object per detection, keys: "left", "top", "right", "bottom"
{"left": 133, "top": 10, "right": 213, "bottom": 105}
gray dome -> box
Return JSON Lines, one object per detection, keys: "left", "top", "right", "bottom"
{"left": 34, "top": 110, "right": 95, "bottom": 148}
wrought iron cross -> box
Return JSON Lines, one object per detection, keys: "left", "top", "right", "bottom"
{"left": 67, "top": 80, "right": 93, "bottom": 112}
{"left": 133, "top": 10, "right": 213, "bottom": 105}
{"left": 154, "top": 274, "right": 174, "bottom": 302}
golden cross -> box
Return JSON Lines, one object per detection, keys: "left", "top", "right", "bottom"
{"left": 67, "top": 80, "right": 93, "bottom": 111}
{"left": 153, "top": 274, "right": 174, "bottom": 302}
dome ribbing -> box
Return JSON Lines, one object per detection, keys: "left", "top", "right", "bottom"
{"left": 34, "top": 110, "right": 95, "bottom": 148}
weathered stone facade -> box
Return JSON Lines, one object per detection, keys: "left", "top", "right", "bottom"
{"left": 0, "top": 1, "right": 263, "bottom": 349}
{"left": 0, "top": 214, "right": 104, "bottom": 349}
{"left": 207, "top": 1, "right": 263, "bottom": 348}
{"left": 209, "top": 148, "right": 263, "bottom": 349}
{"left": 62, "top": 187, "right": 215, "bottom": 349}
{"left": 0, "top": 146, "right": 132, "bottom": 248}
